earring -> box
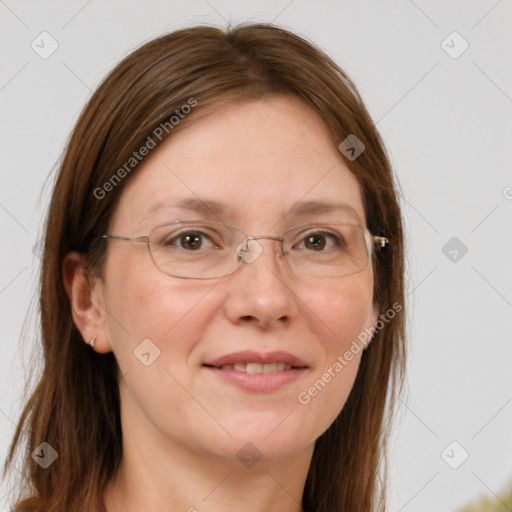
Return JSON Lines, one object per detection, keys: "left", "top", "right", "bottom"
{"left": 88, "top": 336, "right": 96, "bottom": 348}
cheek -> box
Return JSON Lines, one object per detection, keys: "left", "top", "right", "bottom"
{"left": 303, "top": 275, "right": 374, "bottom": 353}
{"left": 101, "top": 265, "right": 220, "bottom": 430}
{"left": 296, "top": 276, "right": 373, "bottom": 415}
{"left": 102, "top": 254, "right": 218, "bottom": 369}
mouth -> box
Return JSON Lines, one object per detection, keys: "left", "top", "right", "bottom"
{"left": 202, "top": 350, "right": 308, "bottom": 372}
{"left": 203, "top": 362, "right": 304, "bottom": 373}
{"left": 202, "top": 351, "right": 309, "bottom": 392}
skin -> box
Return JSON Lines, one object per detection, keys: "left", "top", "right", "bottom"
{"left": 63, "top": 95, "right": 379, "bottom": 512}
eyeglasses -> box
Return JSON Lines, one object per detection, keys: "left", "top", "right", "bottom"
{"left": 101, "top": 220, "right": 389, "bottom": 280}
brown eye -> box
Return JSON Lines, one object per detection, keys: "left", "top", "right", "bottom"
{"left": 296, "top": 231, "right": 342, "bottom": 252}
{"left": 179, "top": 233, "right": 203, "bottom": 250}
{"left": 304, "top": 234, "right": 326, "bottom": 251}
{"left": 163, "top": 230, "right": 216, "bottom": 251}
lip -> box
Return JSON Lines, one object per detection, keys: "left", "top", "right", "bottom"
{"left": 203, "top": 350, "right": 308, "bottom": 368}
{"left": 202, "top": 350, "right": 309, "bottom": 393}
{"left": 203, "top": 366, "right": 308, "bottom": 393}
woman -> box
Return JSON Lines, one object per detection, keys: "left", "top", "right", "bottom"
{"left": 3, "top": 23, "right": 406, "bottom": 512}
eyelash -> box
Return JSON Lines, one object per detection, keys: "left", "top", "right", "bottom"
{"left": 165, "top": 229, "right": 344, "bottom": 251}
{"left": 294, "top": 231, "right": 344, "bottom": 250}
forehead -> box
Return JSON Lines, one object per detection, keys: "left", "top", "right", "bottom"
{"left": 112, "top": 96, "right": 366, "bottom": 232}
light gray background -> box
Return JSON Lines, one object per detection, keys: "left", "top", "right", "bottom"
{"left": 1, "top": 1, "right": 511, "bottom": 511}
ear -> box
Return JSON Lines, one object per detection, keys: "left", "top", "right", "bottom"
{"left": 62, "top": 251, "right": 112, "bottom": 353}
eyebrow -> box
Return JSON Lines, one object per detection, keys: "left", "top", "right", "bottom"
{"left": 142, "top": 198, "right": 229, "bottom": 220}
{"left": 286, "top": 200, "right": 361, "bottom": 221}
{"left": 142, "top": 198, "right": 361, "bottom": 222}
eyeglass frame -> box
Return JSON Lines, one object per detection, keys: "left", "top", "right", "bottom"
{"left": 101, "top": 219, "right": 389, "bottom": 280}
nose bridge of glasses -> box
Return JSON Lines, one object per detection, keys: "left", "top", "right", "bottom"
{"left": 235, "top": 235, "right": 284, "bottom": 264}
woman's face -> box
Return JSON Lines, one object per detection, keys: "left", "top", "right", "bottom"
{"left": 94, "top": 95, "right": 378, "bottom": 465}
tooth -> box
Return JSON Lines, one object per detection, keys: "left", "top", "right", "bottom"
{"left": 246, "top": 363, "right": 263, "bottom": 374}
{"left": 222, "top": 362, "right": 295, "bottom": 374}
{"left": 262, "top": 363, "right": 277, "bottom": 374}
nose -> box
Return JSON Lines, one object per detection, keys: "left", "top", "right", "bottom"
{"left": 223, "top": 237, "right": 298, "bottom": 329}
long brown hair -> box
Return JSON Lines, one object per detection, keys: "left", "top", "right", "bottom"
{"left": 3, "top": 23, "right": 406, "bottom": 512}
